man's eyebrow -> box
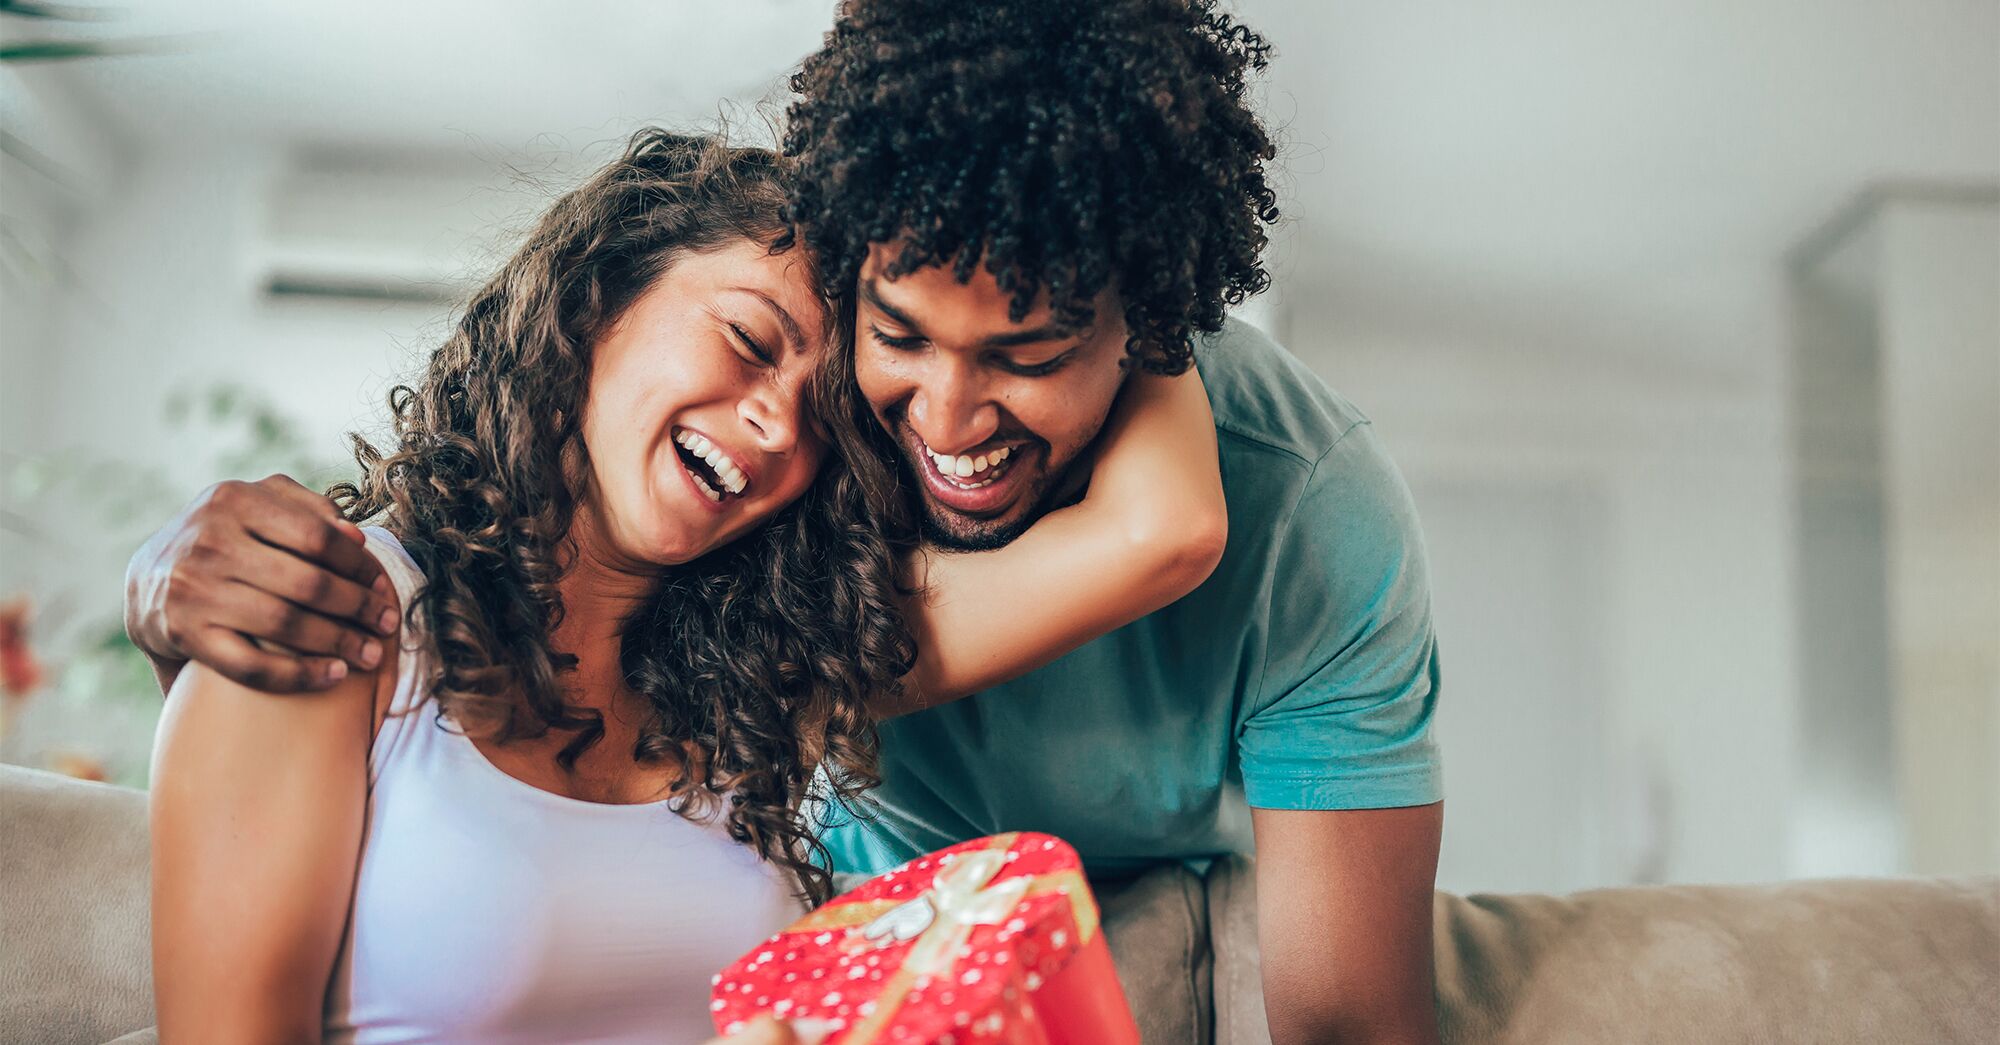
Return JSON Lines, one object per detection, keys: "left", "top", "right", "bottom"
{"left": 734, "top": 287, "right": 805, "bottom": 350}
{"left": 862, "top": 276, "right": 1080, "bottom": 349}
{"left": 977, "top": 324, "right": 1080, "bottom": 350}
{"left": 859, "top": 276, "right": 923, "bottom": 334}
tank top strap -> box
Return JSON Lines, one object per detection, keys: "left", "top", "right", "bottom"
{"left": 358, "top": 526, "right": 443, "bottom": 782}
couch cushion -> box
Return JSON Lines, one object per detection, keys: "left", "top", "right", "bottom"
{"left": 0, "top": 766, "right": 154, "bottom": 1045}
{"left": 1431, "top": 876, "right": 1999, "bottom": 1045}
{"left": 1097, "top": 865, "right": 1215, "bottom": 1045}
{"left": 1207, "top": 855, "right": 2000, "bottom": 1045}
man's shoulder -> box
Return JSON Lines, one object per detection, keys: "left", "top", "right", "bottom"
{"left": 1193, "top": 320, "right": 1420, "bottom": 580}
{"left": 1195, "top": 318, "right": 1370, "bottom": 471}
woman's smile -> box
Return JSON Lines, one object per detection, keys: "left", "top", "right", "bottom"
{"left": 671, "top": 426, "right": 752, "bottom": 510}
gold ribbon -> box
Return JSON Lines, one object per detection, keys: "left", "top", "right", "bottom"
{"left": 889, "top": 844, "right": 1031, "bottom": 974}
{"left": 756, "top": 834, "right": 1101, "bottom": 1043}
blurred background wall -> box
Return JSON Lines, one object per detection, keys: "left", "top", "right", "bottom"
{"left": 2, "top": 0, "right": 1995, "bottom": 895}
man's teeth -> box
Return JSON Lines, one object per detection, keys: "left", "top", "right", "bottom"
{"left": 674, "top": 429, "right": 748, "bottom": 497}
{"left": 926, "top": 445, "right": 1013, "bottom": 488}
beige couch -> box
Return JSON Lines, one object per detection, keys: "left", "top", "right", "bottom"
{"left": 4, "top": 764, "right": 1995, "bottom": 1044}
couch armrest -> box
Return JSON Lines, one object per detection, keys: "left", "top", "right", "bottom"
{"left": 0, "top": 765, "right": 155, "bottom": 1045}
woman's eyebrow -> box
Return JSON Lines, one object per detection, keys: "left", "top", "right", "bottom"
{"left": 732, "top": 287, "right": 806, "bottom": 350}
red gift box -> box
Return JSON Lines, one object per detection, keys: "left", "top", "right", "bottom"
{"left": 710, "top": 832, "right": 1140, "bottom": 1045}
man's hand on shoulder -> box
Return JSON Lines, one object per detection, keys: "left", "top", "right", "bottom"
{"left": 124, "top": 473, "right": 401, "bottom": 696}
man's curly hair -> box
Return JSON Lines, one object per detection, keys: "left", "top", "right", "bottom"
{"left": 330, "top": 129, "right": 916, "bottom": 904}
{"left": 783, "top": 0, "right": 1279, "bottom": 374}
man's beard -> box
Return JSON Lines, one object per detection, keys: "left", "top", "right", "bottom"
{"left": 916, "top": 497, "right": 1036, "bottom": 551}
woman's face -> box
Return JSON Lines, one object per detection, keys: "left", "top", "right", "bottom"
{"left": 578, "top": 238, "right": 829, "bottom": 569}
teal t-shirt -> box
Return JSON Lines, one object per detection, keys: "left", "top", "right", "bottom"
{"left": 822, "top": 319, "right": 1443, "bottom": 877}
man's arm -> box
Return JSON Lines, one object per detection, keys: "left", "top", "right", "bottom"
{"left": 1251, "top": 804, "right": 1443, "bottom": 1045}
{"left": 1237, "top": 420, "right": 1444, "bottom": 1045}
{"left": 124, "top": 474, "right": 401, "bottom": 695}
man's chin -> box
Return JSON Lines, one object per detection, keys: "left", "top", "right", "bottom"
{"left": 918, "top": 499, "right": 1037, "bottom": 552}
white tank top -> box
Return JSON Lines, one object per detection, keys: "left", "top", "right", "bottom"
{"left": 323, "top": 528, "right": 802, "bottom": 1044}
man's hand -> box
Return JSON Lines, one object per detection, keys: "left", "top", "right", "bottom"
{"left": 123, "top": 474, "right": 400, "bottom": 696}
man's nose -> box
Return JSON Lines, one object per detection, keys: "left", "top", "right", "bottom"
{"left": 906, "top": 362, "right": 998, "bottom": 454}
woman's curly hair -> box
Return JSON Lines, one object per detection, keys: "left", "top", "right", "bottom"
{"left": 330, "top": 128, "right": 917, "bottom": 904}
{"left": 782, "top": 0, "right": 1280, "bottom": 374}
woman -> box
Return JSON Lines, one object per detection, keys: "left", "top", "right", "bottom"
{"left": 149, "top": 129, "right": 1225, "bottom": 1043}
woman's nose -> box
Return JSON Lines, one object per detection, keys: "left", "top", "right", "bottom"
{"left": 739, "top": 383, "right": 803, "bottom": 456}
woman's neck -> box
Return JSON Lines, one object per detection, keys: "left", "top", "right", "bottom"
{"left": 551, "top": 537, "right": 655, "bottom": 715}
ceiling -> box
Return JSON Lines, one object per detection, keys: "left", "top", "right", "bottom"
{"left": 41, "top": 0, "right": 829, "bottom": 150}
{"left": 16, "top": 0, "right": 2000, "bottom": 365}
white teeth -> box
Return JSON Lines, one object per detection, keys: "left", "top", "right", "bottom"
{"left": 925, "top": 444, "right": 1018, "bottom": 488}
{"left": 676, "top": 429, "right": 749, "bottom": 499}
{"left": 689, "top": 471, "right": 723, "bottom": 502}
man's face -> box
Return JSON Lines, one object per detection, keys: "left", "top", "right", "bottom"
{"left": 852, "top": 245, "right": 1130, "bottom": 550}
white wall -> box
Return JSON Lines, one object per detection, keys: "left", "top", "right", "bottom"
{"left": 1, "top": 101, "right": 520, "bottom": 778}
{"left": 1283, "top": 286, "right": 1802, "bottom": 886}
{"left": 1790, "top": 188, "right": 2000, "bottom": 877}
{"left": 1, "top": 64, "right": 131, "bottom": 603}
{"left": 39, "top": 143, "right": 447, "bottom": 603}
{"left": 1790, "top": 210, "right": 1899, "bottom": 878}
{"left": 1875, "top": 195, "right": 2000, "bottom": 874}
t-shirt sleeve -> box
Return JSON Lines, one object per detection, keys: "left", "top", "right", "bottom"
{"left": 1238, "top": 421, "right": 1443, "bottom": 810}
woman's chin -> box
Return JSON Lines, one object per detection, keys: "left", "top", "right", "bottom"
{"left": 637, "top": 531, "right": 714, "bottom": 567}
{"left": 595, "top": 513, "right": 709, "bottom": 569}
{"left": 612, "top": 496, "right": 770, "bottom": 567}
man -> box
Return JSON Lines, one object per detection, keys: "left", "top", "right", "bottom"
{"left": 125, "top": 3, "right": 1443, "bottom": 1042}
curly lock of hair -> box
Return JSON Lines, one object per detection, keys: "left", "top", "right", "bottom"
{"left": 782, "top": 0, "right": 1280, "bottom": 375}
{"left": 330, "top": 128, "right": 917, "bottom": 904}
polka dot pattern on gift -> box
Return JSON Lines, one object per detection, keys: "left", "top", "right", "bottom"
{"left": 707, "top": 832, "right": 1100, "bottom": 1043}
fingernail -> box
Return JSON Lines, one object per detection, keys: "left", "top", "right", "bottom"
{"left": 377, "top": 608, "right": 398, "bottom": 634}
{"left": 326, "top": 661, "right": 348, "bottom": 682}
{"left": 359, "top": 640, "right": 382, "bottom": 669}
{"left": 373, "top": 574, "right": 392, "bottom": 594}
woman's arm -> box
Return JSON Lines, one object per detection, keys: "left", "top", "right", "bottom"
{"left": 150, "top": 641, "right": 391, "bottom": 1043}
{"left": 886, "top": 365, "right": 1227, "bottom": 714}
